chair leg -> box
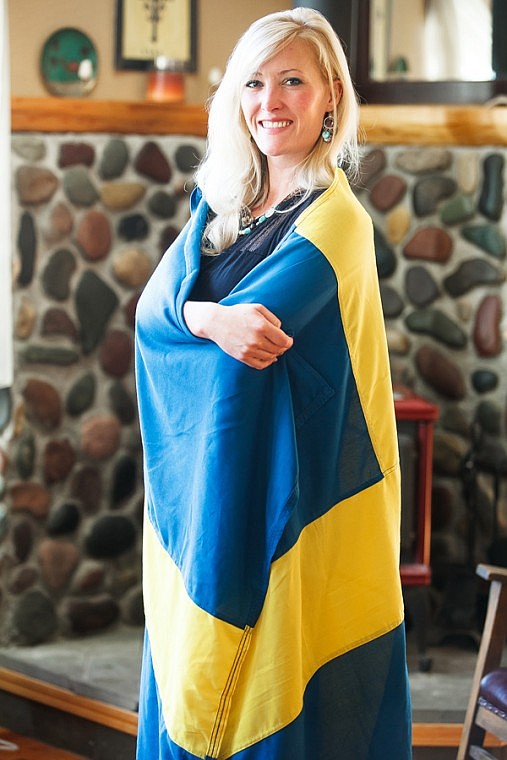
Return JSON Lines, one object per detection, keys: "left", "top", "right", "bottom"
{"left": 457, "top": 574, "right": 507, "bottom": 760}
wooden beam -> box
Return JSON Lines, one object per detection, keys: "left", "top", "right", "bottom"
{"left": 10, "top": 98, "right": 507, "bottom": 146}
{"left": 11, "top": 97, "right": 208, "bottom": 136}
{"left": 0, "top": 667, "right": 138, "bottom": 737}
{"left": 360, "top": 104, "right": 507, "bottom": 146}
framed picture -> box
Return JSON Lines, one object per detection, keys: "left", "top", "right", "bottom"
{"left": 115, "top": 0, "right": 197, "bottom": 72}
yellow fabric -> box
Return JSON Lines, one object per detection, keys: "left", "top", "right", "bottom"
{"left": 143, "top": 518, "right": 246, "bottom": 758}
{"left": 296, "top": 169, "right": 399, "bottom": 475}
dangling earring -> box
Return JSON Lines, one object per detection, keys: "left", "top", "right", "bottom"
{"left": 321, "top": 114, "right": 334, "bottom": 143}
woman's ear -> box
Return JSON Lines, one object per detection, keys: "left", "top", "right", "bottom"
{"left": 331, "top": 78, "right": 343, "bottom": 107}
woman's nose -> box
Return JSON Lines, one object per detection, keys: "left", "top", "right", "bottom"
{"left": 260, "top": 84, "right": 282, "bottom": 110}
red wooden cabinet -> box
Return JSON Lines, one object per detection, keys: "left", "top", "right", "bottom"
{"left": 394, "top": 386, "right": 439, "bottom": 587}
{"left": 394, "top": 387, "right": 439, "bottom": 671}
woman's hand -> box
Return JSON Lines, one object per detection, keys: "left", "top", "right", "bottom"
{"left": 183, "top": 301, "right": 293, "bottom": 370}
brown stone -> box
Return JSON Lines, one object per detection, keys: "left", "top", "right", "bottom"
{"left": 159, "top": 225, "right": 180, "bottom": 256}
{"left": 65, "top": 594, "right": 120, "bottom": 634}
{"left": 43, "top": 439, "right": 76, "bottom": 484}
{"left": 15, "top": 298, "right": 37, "bottom": 339}
{"left": 71, "top": 465, "right": 103, "bottom": 513}
{"left": 71, "top": 560, "right": 105, "bottom": 592}
{"left": 43, "top": 202, "right": 74, "bottom": 244}
{"left": 38, "top": 539, "right": 80, "bottom": 590}
{"left": 41, "top": 308, "right": 78, "bottom": 340}
{"left": 13, "top": 403, "right": 25, "bottom": 438}
{"left": 100, "top": 182, "right": 146, "bottom": 211}
{"left": 473, "top": 294, "right": 502, "bottom": 357}
{"left": 112, "top": 247, "right": 153, "bottom": 288}
{"left": 99, "top": 329, "right": 133, "bottom": 378}
{"left": 134, "top": 141, "right": 171, "bottom": 183}
{"left": 9, "top": 565, "right": 39, "bottom": 594}
{"left": 370, "top": 174, "right": 407, "bottom": 212}
{"left": 81, "top": 414, "right": 121, "bottom": 460}
{"left": 0, "top": 447, "right": 8, "bottom": 474}
{"left": 415, "top": 345, "right": 466, "bottom": 400}
{"left": 22, "top": 378, "right": 62, "bottom": 429}
{"left": 75, "top": 210, "right": 112, "bottom": 261}
{"left": 123, "top": 291, "right": 141, "bottom": 329}
{"left": 58, "top": 142, "right": 95, "bottom": 168}
{"left": 403, "top": 227, "right": 453, "bottom": 263}
{"left": 10, "top": 482, "right": 51, "bottom": 517}
{"left": 16, "top": 166, "right": 58, "bottom": 205}
{"left": 12, "top": 518, "right": 34, "bottom": 562}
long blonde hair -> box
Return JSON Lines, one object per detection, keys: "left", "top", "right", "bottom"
{"left": 195, "top": 7, "right": 360, "bottom": 253}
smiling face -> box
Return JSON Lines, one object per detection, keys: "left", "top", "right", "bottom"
{"left": 240, "top": 38, "right": 337, "bottom": 173}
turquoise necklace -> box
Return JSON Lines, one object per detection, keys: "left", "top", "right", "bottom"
{"left": 238, "top": 205, "right": 277, "bottom": 236}
{"left": 238, "top": 190, "right": 304, "bottom": 236}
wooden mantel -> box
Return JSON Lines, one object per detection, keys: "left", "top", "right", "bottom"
{"left": 10, "top": 96, "right": 507, "bottom": 146}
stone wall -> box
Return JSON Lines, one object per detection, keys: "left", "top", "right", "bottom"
{"left": 0, "top": 133, "right": 204, "bottom": 644}
{"left": 355, "top": 146, "right": 507, "bottom": 633}
{"left": 0, "top": 134, "right": 506, "bottom": 645}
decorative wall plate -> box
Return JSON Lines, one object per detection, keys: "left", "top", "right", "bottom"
{"left": 40, "top": 27, "right": 98, "bottom": 97}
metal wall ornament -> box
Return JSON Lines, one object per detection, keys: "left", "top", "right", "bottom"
{"left": 115, "top": 0, "right": 197, "bottom": 72}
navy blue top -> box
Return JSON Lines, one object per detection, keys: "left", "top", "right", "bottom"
{"left": 189, "top": 191, "right": 322, "bottom": 303}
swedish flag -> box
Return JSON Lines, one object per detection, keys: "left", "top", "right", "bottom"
{"left": 135, "top": 170, "right": 412, "bottom": 759}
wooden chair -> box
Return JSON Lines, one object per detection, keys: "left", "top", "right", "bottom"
{"left": 457, "top": 564, "right": 507, "bottom": 760}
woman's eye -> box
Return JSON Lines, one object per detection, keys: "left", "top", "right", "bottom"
{"left": 245, "top": 79, "right": 262, "bottom": 89}
{"left": 284, "top": 77, "right": 303, "bottom": 86}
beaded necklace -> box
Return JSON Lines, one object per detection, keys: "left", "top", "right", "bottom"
{"left": 238, "top": 191, "right": 302, "bottom": 237}
{"left": 238, "top": 205, "right": 277, "bottom": 236}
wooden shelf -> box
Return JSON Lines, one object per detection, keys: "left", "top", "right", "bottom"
{"left": 359, "top": 104, "right": 507, "bottom": 146}
{"left": 10, "top": 97, "right": 507, "bottom": 145}
{"left": 11, "top": 97, "right": 208, "bottom": 136}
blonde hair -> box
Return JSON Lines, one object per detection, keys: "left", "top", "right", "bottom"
{"left": 195, "top": 7, "right": 360, "bottom": 253}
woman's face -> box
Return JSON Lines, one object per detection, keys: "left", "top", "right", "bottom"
{"left": 240, "top": 38, "right": 338, "bottom": 171}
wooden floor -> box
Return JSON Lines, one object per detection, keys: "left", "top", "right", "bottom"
{"left": 0, "top": 728, "right": 87, "bottom": 760}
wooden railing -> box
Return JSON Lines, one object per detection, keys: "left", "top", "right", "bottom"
{"left": 11, "top": 97, "right": 507, "bottom": 145}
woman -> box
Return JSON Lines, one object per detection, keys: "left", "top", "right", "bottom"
{"left": 135, "top": 8, "right": 412, "bottom": 760}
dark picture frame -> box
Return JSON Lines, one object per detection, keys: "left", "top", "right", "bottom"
{"left": 351, "top": 0, "right": 507, "bottom": 105}
{"left": 115, "top": 0, "right": 197, "bottom": 72}
{"left": 295, "top": 0, "right": 507, "bottom": 104}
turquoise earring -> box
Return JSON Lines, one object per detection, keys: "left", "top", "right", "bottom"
{"left": 321, "top": 114, "right": 334, "bottom": 143}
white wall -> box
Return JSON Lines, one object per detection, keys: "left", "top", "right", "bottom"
{"left": 1, "top": 0, "right": 13, "bottom": 389}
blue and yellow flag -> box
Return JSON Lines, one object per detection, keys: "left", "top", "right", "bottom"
{"left": 135, "top": 169, "right": 412, "bottom": 759}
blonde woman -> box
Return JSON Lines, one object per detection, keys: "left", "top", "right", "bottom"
{"left": 135, "top": 8, "right": 412, "bottom": 759}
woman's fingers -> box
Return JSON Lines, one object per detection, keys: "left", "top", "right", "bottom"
{"left": 183, "top": 301, "right": 293, "bottom": 369}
